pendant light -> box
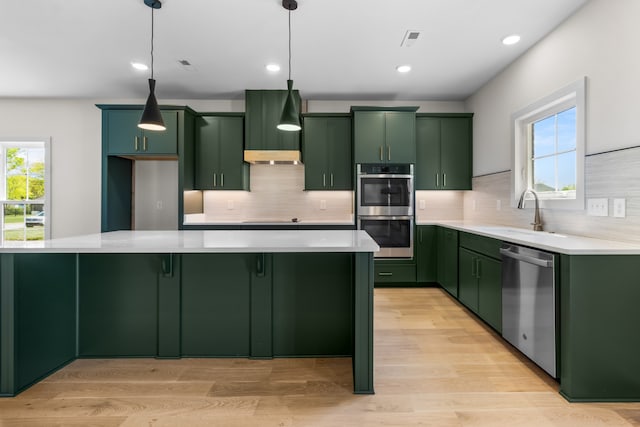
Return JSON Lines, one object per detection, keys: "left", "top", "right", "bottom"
{"left": 138, "top": 0, "right": 166, "bottom": 131}
{"left": 277, "top": 0, "right": 301, "bottom": 131}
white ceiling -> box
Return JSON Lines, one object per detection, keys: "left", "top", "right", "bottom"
{"left": 0, "top": 0, "right": 589, "bottom": 101}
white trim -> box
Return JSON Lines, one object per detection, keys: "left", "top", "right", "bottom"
{"left": 511, "top": 77, "right": 586, "bottom": 210}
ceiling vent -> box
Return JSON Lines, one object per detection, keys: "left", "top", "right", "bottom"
{"left": 401, "top": 30, "right": 420, "bottom": 47}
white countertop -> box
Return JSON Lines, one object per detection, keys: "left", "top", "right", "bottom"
{"left": 419, "top": 221, "right": 640, "bottom": 255}
{"left": 0, "top": 230, "right": 379, "bottom": 254}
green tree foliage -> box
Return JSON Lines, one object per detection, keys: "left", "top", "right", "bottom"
{"left": 5, "top": 148, "right": 45, "bottom": 200}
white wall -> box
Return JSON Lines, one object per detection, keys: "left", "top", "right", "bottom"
{"left": 466, "top": 0, "right": 640, "bottom": 176}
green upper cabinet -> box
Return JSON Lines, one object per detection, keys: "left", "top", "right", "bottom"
{"left": 302, "top": 115, "right": 352, "bottom": 190}
{"left": 245, "top": 90, "right": 301, "bottom": 151}
{"left": 352, "top": 108, "right": 417, "bottom": 164}
{"left": 104, "top": 109, "right": 178, "bottom": 156}
{"left": 195, "top": 114, "right": 249, "bottom": 190}
{"left": 416, "top": 114, "right": 472, "bottom": 190}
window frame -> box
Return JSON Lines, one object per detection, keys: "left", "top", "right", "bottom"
{"left": 0, "top": 138, "right": 51, "bottom": 243}
{"left": 511, "top": 78, "right": 586, "bottom": 210}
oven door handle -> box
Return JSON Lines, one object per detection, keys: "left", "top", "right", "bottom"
{"left": 357, "top": 215, "right": 414, "bottom": 221}
{"left": 357, "top": 174, "right": 414, "bottom": 179}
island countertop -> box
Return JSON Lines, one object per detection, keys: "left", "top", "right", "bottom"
{"left": 0, "top": 230, "right": 380, "bottom": 254}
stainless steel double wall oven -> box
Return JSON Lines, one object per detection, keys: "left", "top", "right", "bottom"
{"left": 357, "top": 164, "right": 414, "bottom": 258}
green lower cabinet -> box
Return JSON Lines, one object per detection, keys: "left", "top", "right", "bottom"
{"left": 477, "top": 255, "right": 501, "bottom": 332}
{"left": 374, "top": 261, "right": 417, "bottom": 285}
{"left": 437, "top": 227, "right": 459, "bottom": 297}
{"left": 181, "top": 254, "right": 251, "bottom": 356}
{"left": 458, "top": 247, "right": 502, "bottom": 332}
{"left": 560, "top": 255, "right": 640, "bottom": 401}
{"left": 79, "top": 254, "right": 161, "bottom": 357}
{"left": 458, "top": 248, "right": 479, "bottom": 312}
{"left": 11, "top": 254, "right": 76, "bottom": 392}
{"left": 272, "top": 253, "right": 352, "bottom": 356}
{"left": 416, "top": 225, "right": 437, "bottom": 283}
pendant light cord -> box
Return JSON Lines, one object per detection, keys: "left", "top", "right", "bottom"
{"left": 150, "top": 7, "right": 155, "bottom": 80}
{"left": 288, "top": 7, "right": 292, "bottom": 81}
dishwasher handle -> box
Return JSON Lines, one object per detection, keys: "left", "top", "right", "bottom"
{"left": 499, "top": 247, "right": 553, "bottom": 268}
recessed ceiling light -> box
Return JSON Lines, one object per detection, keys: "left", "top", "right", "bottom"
{"left": 266, "top": 64, "right": 281, "bottom": 72}
{"left": 502, "top": 34, "right": 521, "bottom": 45}
{"left": 131, "top": 62, "right": 148, "bottom": 71}
{"left": 396, "top": 65, "right": 411, "bottom": 73}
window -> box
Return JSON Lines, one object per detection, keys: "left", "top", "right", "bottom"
{"left": 512, "top": 78, "right": 585, "bottom": 210}
{"left": 0, "top": 140, "right": 50, "bottom": 245}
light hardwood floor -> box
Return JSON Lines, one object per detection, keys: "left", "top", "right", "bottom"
{"left": 1, "top": 288, "right": 638, "bottom": 426}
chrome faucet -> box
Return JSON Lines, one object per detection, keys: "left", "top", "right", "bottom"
{"left": 518, "top": 189, "right": 543, "bottom": 231}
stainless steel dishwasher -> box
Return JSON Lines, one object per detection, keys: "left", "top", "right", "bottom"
{"left": 500, "top": 243, "right": 557, "bottom": 377}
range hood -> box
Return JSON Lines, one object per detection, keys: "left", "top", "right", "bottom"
{"left": 244, "top": 149, "right": 301, "bottom": 164}
{"left": 243, "top": 89, "right": 303, "bottom": 165}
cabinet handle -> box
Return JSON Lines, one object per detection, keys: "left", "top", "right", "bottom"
{"left": 161, "top": 254, "right": 174, "bottom": 277}
{"left": 419, "top": 228, "right": 423, "bottom": 243}
{"left": 213, "top": 173, "right": 217, "bottom": 187}
{"left": 378, "top": 272, "right": 393, "bottom": 276}
{"left": 388, "top": 146, "right": 391, "bottom": 161}
{"left": 256, "top": 253, "right": 265, "bottom": 277}
{"left": 323, "top": 173, "right": 326, "bottom": 187}
{"left": 330, "top": 173, "right": 334, "bottom": 187}
{"left": 379, "top": 146, "right": 383, "bottom": 161}
{"left": 436, "top": 173, "right": 439, "bottom": 188}
{"left": 443, "top": 173, "right": 446, "bottom": 188}
{"left": 471, "top": 257, "right": 476, "bottom": 277}
{"left": 221, "top": 173, "right": 224, "bottom": 187}
{"left": 476, "top": 258, "right": 481, "bottom": 278}
{"left": 134, "top": 136, "right": 139, "bottom": 151}
{"left": 143, "top": 136, "right": 148, "bottom": 151}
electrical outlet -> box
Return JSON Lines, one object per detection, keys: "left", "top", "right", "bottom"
{"left": 587, "top": 198, "right": 608, "bottom": 216}
{"left": 613, "top": 198, "right": 626, "bottom": 218}
{"left": 419, "top": 199, "right": 426, "bottom": 210}
{"left": 227, "top": 200, "right": 234, "bottom": 210}
{"left": 320, "top": 199, "right": 327, "bottom": 210}
{"left": 156, "top": 200, "right": 163, "bottom": 209}
{"left": 496, "top": 199, "right": 501, "bottom": 211}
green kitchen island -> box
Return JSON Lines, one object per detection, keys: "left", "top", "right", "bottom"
{"left": 0, "top": 230, "right": 378, "bottom": 397}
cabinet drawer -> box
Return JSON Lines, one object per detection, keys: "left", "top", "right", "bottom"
{"left": 459, "top": 232, "right": 501, "bottom": 260}
{"left": 374, "top": 263, "right": 416, "bottom": 283}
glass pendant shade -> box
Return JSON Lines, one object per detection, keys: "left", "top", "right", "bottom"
{"left": 139, "top": 78, "right": 165, "bottom": 131}
{"left": 277, "top": 80, "right": 301, "bottom": 131}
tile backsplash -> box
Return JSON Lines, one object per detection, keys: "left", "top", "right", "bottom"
{"left": 464, "top": 146, "right": 640, "bottom": 243}
{"left": 185, "top": 164, "right": 354, "bottom": 223}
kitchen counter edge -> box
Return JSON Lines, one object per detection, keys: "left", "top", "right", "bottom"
{"left": 416, "top": 221, "right": 640, "bottom": 255}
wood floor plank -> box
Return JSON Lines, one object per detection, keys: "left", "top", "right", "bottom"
{"left": 0, "top": 288, "right": 637, "bottom": 426}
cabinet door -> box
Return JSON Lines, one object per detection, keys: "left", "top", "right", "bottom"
{"left": 106, "top": 109, "right": 178, "bottom": 155}
{"left": 437, "top": 227, "right": 459, "bottom": 297}
{"left": 385, "top": 112, "right": 416, "bottom": 163}
{"left": 79, "top": 254, "right": 160, "bottom": 356}
{"left": 477, "top": 255, "right": 502, "bottom": 332}
{"left": 415, "top": 117, "right": 441, "bottom": 190}
{"left": 245, "top": 90, "right": 300, "bottom": 151}
{"left": 195, "top": 116, "right": 220, "bottom": 189}
{"left": 416, "top": 225, "right": 437, "bottom": 283}
{"left": 327, "top": 116, "right": 353, "bottom": 189}
{"left": 217, "top": 116, "right": 247, "bottom": 190}
{"left": 440, "top": 117, "right": 471, "bottom": 190}
{"left": 353, "top": 111, "right": 386, "bottom": 163}
{"left": 458, "top": 248, "right": 479, "bottom": 313}
{"left": 302, "top": 117, "right": 330, "bottom": 190}
{"left": 181, "top": 254, "right": 251, "bottom": 356}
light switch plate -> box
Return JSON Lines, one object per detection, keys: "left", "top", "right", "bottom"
{"left": 419, "top": 199, "right": 426, "bottom": 210}
{"left": 320, "top": 200, "right": 327, "bottom": 210}
{"left": 613, "top": 198, "right": 626, "bottom": 218}
{"left": 587, "top": 198, "right": 608, "bottom": 216}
